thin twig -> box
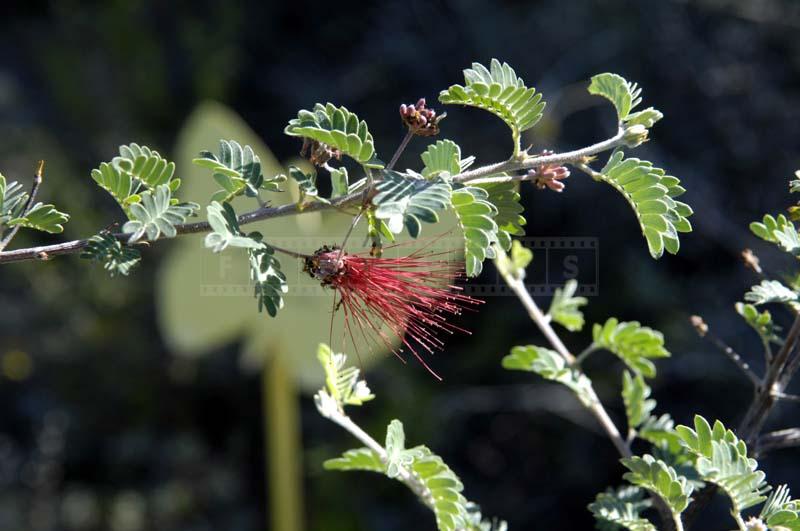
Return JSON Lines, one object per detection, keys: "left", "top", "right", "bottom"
{"left": 499, "top": 274, "right": 628, "bottom": 456}
{"left": 500, "top": 271, "right": 679, "bottom": 530}
{"left": 757, "top": 428, "right": 800, "bottom": 454}
{"left": 0, "top": 161, "right": 44, "bottom": 252}
{"left": 739, "top": 314, "right": 800, "bottom": 445}
{"left": 684, "top": 316, "right": 800, "bottom": 528}
{"left": 0, "top": 130, "right": 628, "bottom": 264}
{"left": 775, "top": 392, "right": 800, "bottom": 403}
{"left": 702, "top": 328, "right": 761, "bottom": 387}
{"left": 573, "top": 344, "right": 598, "bottom": 367}
{"left": 387, "top": 129, "right": 415, "bottom": 171}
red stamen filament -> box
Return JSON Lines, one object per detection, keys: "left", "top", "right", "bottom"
{"left": 309, "top": 247, "right": 483, "bottom": 380}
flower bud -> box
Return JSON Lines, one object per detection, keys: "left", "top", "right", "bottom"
{"left": 623, "top": 124, "right": 649, "bottom": 147}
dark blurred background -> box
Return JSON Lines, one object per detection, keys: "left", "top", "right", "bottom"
{"left": 2, "top": 0, "right": 800, "bottom": 529}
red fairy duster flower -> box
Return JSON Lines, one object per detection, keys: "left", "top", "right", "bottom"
{"left": 304, "top": 245, "right": 482, "bottom": 379}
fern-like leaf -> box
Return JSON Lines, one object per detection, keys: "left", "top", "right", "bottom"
{"left": 592, "top": 318, "right": 670, "bottom": 378}
{"left": 324, "top": 447, "right": 385, "bottom": 473}
{"left": 744, "top": 280, "right": 799, "bottom": 307}
{"left": 597, "top": 150, "right": 691, "bottom": 258}
{"left": 315, "top": 343, "right": 374, "bottom": 413}
{"left": 193, "top": 139, "right": 284, "bottom": 203}
{"left": 249, "top": 244, "right": 287, "bottom": 318}
{"left": 285, "top": 103, "right": 382, "bottom": 168}
{"left": 547, "top": 279, "right": 587, "bottom": 332}
{"left": 6, "top": 202, "right": 69, "bottom": 233}
{"left": 750, "top": 214, "right": 800, "bottom": 255}
{"left": 451, "top": 186, "right": 499, "bottom": 277}
{"left": 636, "top": 413, "right": 684, "bottom": 456}
{"left": 113, "top": 143, "right": 178, "bottom": 191}
{"left": 588, "top": 73, "right": 663, "bottom": 128}
{"left": 439, "top": 59, "right": 545, "bottom": 154}
{"left": 122, "top": 185, "right": 199, "bottom": 243}
{"left": 373, "top": 171, "right": 451, "bottom": 237}
{"left": 622, "top": 371, "right": 656, "bottom": 431}
{"left": 80, "top": 232, "right": 141, "bottom": 276}
{"left": 475, "top": 180, "right": 525, "bottom": 251}
{"left": 287, "top": 165, "right": 328, "bottom": 206}
{"left": 502, "top": 345, "right": 594, "bottom": 406}
{"left": 204, "top": 201, "right": 263, "bottom": 252}
{"left": 760, "top": 485, "right": 800, "bottom": 531}
{"left": 421, "top": 139, "right": 474, "bottom": 179}
{"left": 676, "top": 416, "right": 769, "bottom": 514}
{"left": 589, "top": 486, "right": 656, "bottom": 531}
{"left": 0, "top": 174, "right": 27, "bottom": 224}
{"left": 90, "top": 162, "right": 139, "bottom": 212}
{"left": 495, "top": 240, "right": 533, "bottom": 281}
{"left": 329, "top": 166, "right": 350, "bottom": 197}
{"left": 621, "top": 455, "right": 693, "bottom": 517}
{"left": 735, "top": 302, "right": 781, "bottom": 344}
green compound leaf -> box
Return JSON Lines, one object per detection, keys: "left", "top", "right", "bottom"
{"left": 639, "top": 414, "right": 686, "bottom": 458}
{"left": 502, "top": 345, "right": 594, "bottom": 406}
{"left": 494, "top": 240, "right": 532, "bottom": 280}
{"left": 791, "top": 170, "right": 800, "bottom": 194}
{"left": 621, "top": 455, "right": 693, "bottom": 517}
{"left": 464, "top": 503, "right": 508, "bottom": 531}
{"left": 92, "top": 144, "right": 184, "bottom": 216}
{"left": 597, "top": 150, "right": 692, "bottom": 259}
{"left": 384, "top": 420, "right": 425, "bottom": 479}
{"left": 760, "top": 485, "right": 800, "bottom": 531}
{"left": 547, "top": 279, "right": 588, "bottom": 332}
{"left": 589, "top": 486, "right": 656, "bottom": 531}
{"left": 451, "top": 186, "right": 499, "bottom": 277}
{"left": 323, "top": 418, "right": 474, "bottom": 531}
{"left": 744, "top": 280, "right": 799, "bottom": 307}
{"left": 588, "top": 73, "right": 663, "bottom": 128}
{"left": 90, "top": 162, "right": 140, "bottom": 213}
{"left": 750, "top": 214, "right": 800, "bottom": 255}
{"left": 735, "top": 302, "right": 781, "bottom": 344}
{"left": 315, "top": 343, "right": 374, "bottom": 413}
{"left": 0, "top": 174, "right": 28, "bottom": 224}
{"left": 80, "top": 232, "right": 141, "bottom": 277}
{"left": 324, "top": 447, "right": 385, "bottom": 473}
{"left": 285, "top": 103, "right": 382, "bottom": 168}
{"left": 113, "top": 143, "right": 177, "bottom": 191}
{"left": 249, "top": 244, "right": 288, "bottom": 317}
{"left": 193, "top": 139, "right": 285, "bottom": 203}
{"left": 329, "top": 166, "right": 350, "bottom": 197}
{"left": 592, "top": 318, "right": 670, "bottom": 378}
{"left": 122, "top": 185, "right": 199, "bottom": 243}
{"left": 411, "top": 448, "right": 471, "bottom": 531}
{"left": 420, "top": 139, "right": 474, "bottom": 179}
{"left": 622, "top": 370, "right": 656, "bottom": 431}
{"left": 475, "top": 180, "right": 525, "bottom": 251}
{"left": 373, "top": 170, "right": 451, "bottom": 238}
{"left": 204, "top": 201, "right": 263, "bottom": 252}
{"left": 287, "top": 165, "right": 328, "bottom": 206}
{"left": 439, "top": 59, "right": 545, "bottom": 154}
{"left": 7, "top": 202, "right": 69, "bottom": 233}
{"left": 675, "top": 416, "right": 769, "bottom": 514}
